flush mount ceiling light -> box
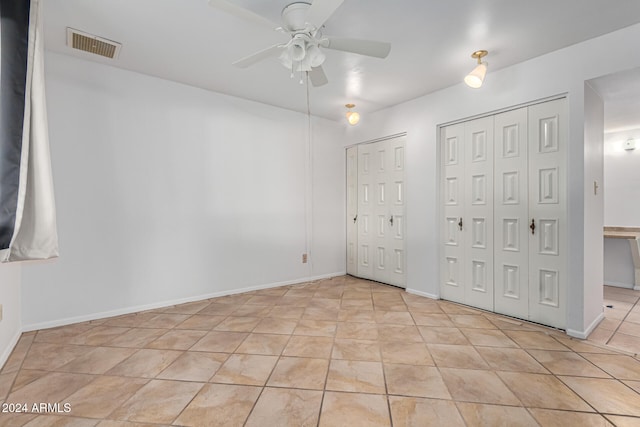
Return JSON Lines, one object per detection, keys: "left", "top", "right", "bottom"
{"left": 345, "top": 104, "right": 360, "bottom": 125}
{"left": 464, "top": 50, "right": 488, "bottom": 88}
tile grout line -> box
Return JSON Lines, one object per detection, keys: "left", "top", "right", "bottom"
{"left": 603, "top": 290, "right": 640, "bottom": 351}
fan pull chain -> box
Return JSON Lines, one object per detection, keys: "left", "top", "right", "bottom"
{"left": 299, "top": 62, "right": 304, "bottom": 84}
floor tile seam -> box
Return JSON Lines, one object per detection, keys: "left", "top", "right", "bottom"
{"left": 522, "top": 405, "right": 609, "bottom": 420}
{"left": 6, "top": 371, "right": 104, "bottom": 412}
{"left": 2, "top": 334, "right": 36, "bottom": 380}
{"left": 234, "top": 384, "right": 266, "bottom": 427}
{"left": 552, "top": 374, "right": 619, "bottom": 414}
{"left": 86, "top": 377, "right": 153, "bottom": 422}
{"left": 258, "top": 333, "right": 315, "bottom": 393}
{"left": 520, "top": 347, "right": 613, "bottom": 378}
{"left": 324, "top": 323, "right": 339, "bottom": 390}
{"left": 93, "top": 346, "right": 186, "bottom": 378}
{"left": 605, "top": 306, "right": 638, "bottom": 348}
{"left": 601, "top": 412, "right": 640, "bottom": 419}
{"left": 427, "top": 340, "right": 517, "bottom": 370}
{"left": 376, "top": 335, "right": 390, "bottom": 399}
{"left": 103, "top": 379, "right": 205, "bottom": 426}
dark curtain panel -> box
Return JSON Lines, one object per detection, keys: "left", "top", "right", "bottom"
{"left": 0, "top": 0, "right": 30, "bottom": 249}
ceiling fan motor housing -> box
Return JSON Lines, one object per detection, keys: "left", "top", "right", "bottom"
{"left": 282, "top": 2, "right": 313, "bottom": 32}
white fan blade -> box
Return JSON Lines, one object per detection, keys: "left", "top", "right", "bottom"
{"left": 306, "top": 0, "right": 344, "bottom": 30}
{"left": 309, "top": 66, "right": 329, "bottom": 87}
{"left": 208, "top": 0, "right": 278, "bottom": 30}
{"left": 233, "top": 44, "right": 284, "bottom": 68}
{"left": 321, "top": 37, "right": 391, "bottom": 58}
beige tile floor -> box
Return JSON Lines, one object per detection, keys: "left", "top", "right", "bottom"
{"left": 1, "top": 276, "right": 640, "bottom": 426}
{"left": 589, "top": 285, "right": 640, "bottom": 355}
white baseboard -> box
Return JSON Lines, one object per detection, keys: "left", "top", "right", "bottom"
{"left": 406, "top": 288, "right": 439, "bottom": 300}
{"left": 0, "top": 329, "right": 23, "bottom": 370}
{"left": 566, "top": 312, "right": 605, "bottom": 339}
{"left": 604, "top": 281, "right": 634, "bottom": 289}
{"left": 22, "top": 271, "right": 346, "bottom": 332}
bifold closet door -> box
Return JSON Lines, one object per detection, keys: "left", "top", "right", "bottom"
{"left": 357, "top": 143, "right": 375, "bottom": 280}
{"left": 441, "top": 116, "right": 494, "bottom": 308}
{"left": 528, "top": 98, "right": 567, "bottom": 329}
{"left": 494, "top": 107, "right": 530, "bottom": 319}
{"left": 378, "top": 137, "right": 406, "bottom": 287}
{"left": 354, "top": 138, "right": 406, "bottom": 287}
{"left": 346, "top": 146, "right": 358, "bottom": 276}
{"left": 441, "top": 123, "right": 466, "bottom": 303}
{"left": 463, "top": 117, "right": 494, "bottom": 311}
{"left": 441, "top": 98, "right": 567, "bottom": 329}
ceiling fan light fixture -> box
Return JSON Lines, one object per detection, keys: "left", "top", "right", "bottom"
{"left": 345, "top": 103, "right": 360, "bottom": 125}
{"left": 290, "top": 38, "right": 307, "bottom": 62}
{"left": 306, "top": 44, "right": 326, "bottom": 68}
{"left": 465, "top": 50, "right": 488, "bottom": 88}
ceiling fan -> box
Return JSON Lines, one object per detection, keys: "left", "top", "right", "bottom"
{"left": 208, "top": 0, "right": 391, "bottom": 87}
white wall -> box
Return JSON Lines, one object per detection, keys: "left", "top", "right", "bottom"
{"left": 603, "top": 128, "right": 640, "bottom": 288}
{"left": 21, "top": 53, "right": 344, "bottom": 329}
{"left": 604, "top": 128, "right": 640, "bottom": 226}
{"left": 583, "top": 82, "right": 605, "bottom": 331}
{"left": 342, "top": 23, "right": 640, "bottom": 336}
{"left": 604, "top": 238, "right": 635, "bottom": 288}
{"left": 0, "top": 263, "right": 22, "bottom": 367}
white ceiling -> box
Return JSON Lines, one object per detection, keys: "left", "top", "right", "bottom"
{"left": 43, "top": 0, "right": 640, "bottom": 122}
{"left": 589, "top": 68, "right": 640, "bottom": 134}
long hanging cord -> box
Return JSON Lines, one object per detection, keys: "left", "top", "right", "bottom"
{"left": 303, "top": 72, "right": 313, "bottom": 269}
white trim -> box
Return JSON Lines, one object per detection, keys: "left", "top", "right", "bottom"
{"left": 604, "top": 281, "right": 635, "bottom": 290}
{"left": 0, "top": 329, "right": 23, "bottom": 370}
{"left": 437, "top": 93, "right": 568, "bottom": 128}
{"left": 566, "top": 311, "right": 605, "bottom": 339}
{"left": 22, "top": 272, "right": 345, "bottom": 332}
{"left": 345, "top": 132, "right": 408, "bottom": 150}
{"left": 406, "top": 287, "right": 439, "bottom": 300}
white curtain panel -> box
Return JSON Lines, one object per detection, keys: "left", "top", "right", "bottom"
{"left": 0, "top": 0, "right": 59, "bottom": 262}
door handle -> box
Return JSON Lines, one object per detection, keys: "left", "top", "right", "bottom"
{"left": 389, "top": 215, "right": 394, "bottom": 226}
{"left": 530, "top": 218, "right": 536, "bottom": 235}
{"left": 458, "top": 217, "right": 463, "bottom": 231}
{"left": 353, "top": 214, "right": 357, "bottom": 223}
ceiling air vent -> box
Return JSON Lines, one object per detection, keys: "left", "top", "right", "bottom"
{"left": 66, "top": 28, "right": 121, "bottom": 59}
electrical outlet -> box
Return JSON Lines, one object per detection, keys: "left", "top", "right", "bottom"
{"left": 302, "top": 253, "right": 308, "bottom": 263}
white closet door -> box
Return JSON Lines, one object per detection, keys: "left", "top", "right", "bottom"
{"left": 441, "top": 123, "right": 466, "bottom": 304}
{"left": 357, "top": 143, "right": 374, "bottom": 280}
{"left": 494, "top": 107, "right": 529, "bottom": 318}
{"left": 346, "top": 146, "right": 358, "bottom": 276}
{"left": 355, "top": 138, "right": 406, "bottom": 286}
{"left": 464, "top": 116, "right": 494, "bottom": 310}
{"left": 385, "top": 137, "right": 406, "bottom": 287}
{"left": 372, "top": 142, "right": 390, "bottom": 283}
{"left": 528, "top": 98, "right": 567, "bottom": 329}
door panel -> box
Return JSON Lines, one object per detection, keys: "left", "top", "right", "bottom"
{"left": 386, "top": 138, "right": 406, "bottom": 287}
{"left": 464, "top": 117, "right": 494, "bottom": 310}
{"left": 441, "top": 123, "right": 465, "bottom": 303}
{"left": 494, "top": 107, "right": 529, "bottom": 319}
{"left": 357, "top": 143, "right": 374, "bottom": 280}
{"left": 528, "top": 98, "right": 567, "bottom": 329}
{"left": 346, "top": 147, "right": 358, "bottom": 275}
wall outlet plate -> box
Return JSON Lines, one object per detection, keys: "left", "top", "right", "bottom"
{"left": 302, "top": 253, "right": 308, "bottom": 263}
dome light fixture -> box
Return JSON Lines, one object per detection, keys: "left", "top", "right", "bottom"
{"left": 345, "top": 103, "right": 360, "bottom": 125}
{"left": 464, "top": 50, "right": 488, "bottom": 89}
